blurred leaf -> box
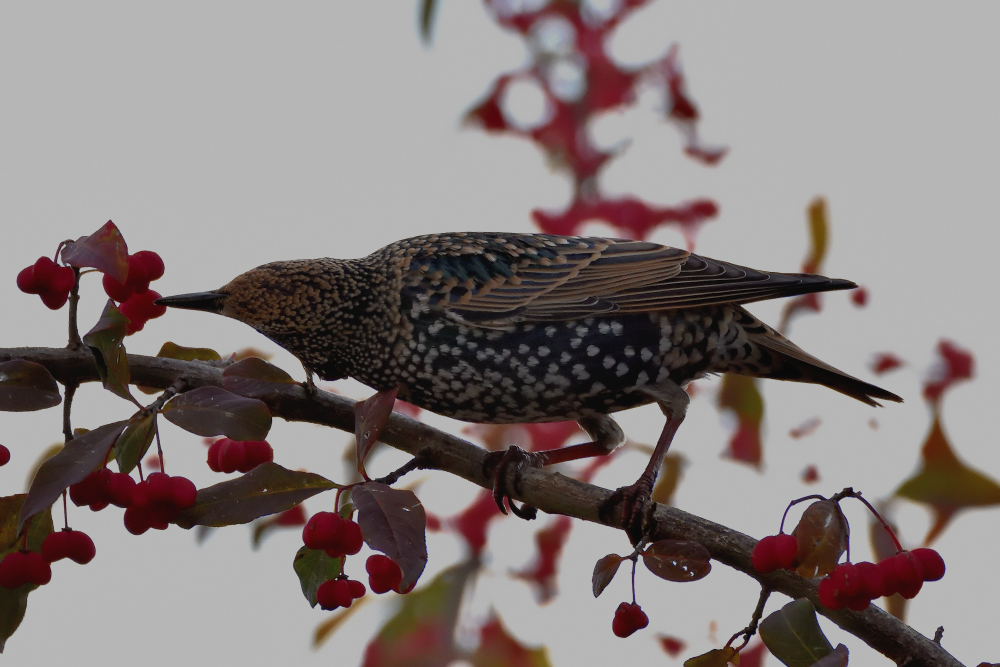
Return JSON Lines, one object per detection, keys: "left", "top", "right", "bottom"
{"left": 60, "top": 220, "right": 129, "bottom": 281}
{"left": 360, "top": 561, "right": 477, "bottom": 666}
{"left": 157, "top": 341, "right": 221, "bottom": 362}
{"left": 793, "top": 500, "right": 846, "bottom": 578}
{"left": 24, "top": 443, "right": 62, "bottom": 493}
{"left": 658, "top": 635, "right": 686, "bottom": 658}
{"left": 353, "top": 482, "right": 427, "bottom": 592}
{"left": 802, "top": 198, "right": 829, "bottom": 274}
{"left": 923, "top": 340, "right": 974, "bottom": 406}
{"left": 83, "top": 300, "right": 134, "bottom": 403}
{"left": 812, "top": 644, "right": 849, "bottom": 667}
{"left": 355, "top": 388, "right": 398, "bottom": 480}
{"left": 641, "top": 539, "right": 711, "bottom": 582}
{"left": 293, "top": 546, "right": 343, "bottom": 607}
{"left": 251, "top": 504, "right": 307, "bottom": 548}
{"left": 683, "top": 646, "right": 739, "bottom": 666}
{"left": 469, "top": 613, "right": 551, "bottom": 667}
{"left": 313, "top": 599, "right": 366, "bottom": 646}
{"left": 174, "top": 463, "right": 335, "bottom": 528}
{"left": 18, "top": 421, "right": 127, "bottom": 532}
{"left": 512, "top": 515, "right": 571, "bottom": 603}
{"left": 651, "top": 453, "right": 685, "bottom": 505}
{"left": 113, "top": 412, "right": 156, "bottom": 475}
{"left": 717, "top": 375, "right": 763, "bottom": 467}
{"left": 894, "top": 415, "right": 1000, "bottom": 544}
{"left": 221, "top": 357, "right": 297, "bottom": 398}
{"left": 418, "top": 0, "right": 438, "bottom": 45}
{"left": 592, "top": 553, "right": 623, "bottom": 598}
{"left": 162, "top": 386, "right": 271, "bottom": 440}
{"left": 759, "top": 598, "right": 834, "bottom": 667}
{"left": 0, "top": 361, "right": 61, "bottom": 412}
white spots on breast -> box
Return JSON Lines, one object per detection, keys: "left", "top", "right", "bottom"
{"left": 636, "top": 370, "right": 649, "bottom": 385}
{"left": 598, "top": 322, "right": 611, "bottom": 334}
{"left": 518, "top": 344, "right": 530, "bottom": 355}
{"left": 587, "top": 345, "right": 600, "bottom": 357}
{"left": 602, "top": 356, "right": 615, "bottom": 369}
{"left": 537, "top": 346, "right": 550, "bottom": 357}
{"left": 572, "top": 364, "right": 590, "bottom": 380}
{"left": 610, "top": 322, "right": 623, "bottom": 336}
{"left": 640, "top": 347, "right": 653, "bottom": 362}
{"left": 616, "top": 362, "right": 629, "bottom": 377}
{"left": 570, "top": 338, "right": 583, "bottom": 349}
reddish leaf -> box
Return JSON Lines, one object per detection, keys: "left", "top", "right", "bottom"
{"left": 658, "top": 635, "right": 686, "bottom": 658}
{"left": 451, "top": 489, "right": 504, "bottom": 556}
{"left": 789, "top": 417, "right": 821, "bottom": 440}
{"left": 591, "top": 553, "right": 623, "bottom": 598}
{"left": 252, "top": 504, "right": 307, "bottom": 548}
{"left": 173, "top": 463, "right": 336, "bottom": 528}
{"left": 759, "top": 598, "right": 835, "bottom": 667}
{"left": 156, "top": 341, "right": 221, "bottom": 362}
{"left": 923, "top": 340, "right": 974, "bottom": 406}
{"left": 871, "top": 352, "right": 905, "bottom": 375}
{"left": 113, "top": 412, "right": 157, "bottom": 475}
{"left": 650, "top": 452, "right": 685, "bottom": 505}
{"left": 779, "top": 199, "right": 831, "bottom": 331}
{"left": 355, "top": 388, "right": 398, "bottom": 480}
{"left": 18, "top": 421, "right": 127, "bottom": 532}
{"left": 292, "top": 545, "right": 344, "bottom": 608}
{"left": 513, "top": 515, "right": 572, "bottom": 603}
{"left": 850, "top": 287, "right": 869, "bottom": 307}
{"left": 895, "top": 415, "right": 1000, "bottom": 543}
{"left": 352, "top": 482, "right": 427, "bottom": 592}
{"left": 221, "top": 357, "right": 297, "bottom": 398}
{"left": 469, "top": 614, "right": 550, "bottom": 667}
{"left": 717, "top": 374, "right": 763, "bottom": 467}
{"left": 522, "top": 421, "right": 580, "bottom": 451}
{"left": 162, "top": 386, "right": 271, "bottom": 441}
{"left": 60, "top": 220, "right": 129, "bottom": 282}
{"left": 739, "top": 642, "right": 767, "bottom": 667}
{"left": 641, "top": 539, "right": 711, "bottom": 582}
{"left": 801, "top": 465, "right": 820, "bottom": 484}
{"left": 792, "top": 500, "right": 847, "bottom": 578}
{"left": 0, "top": 361, "right": 61, "bottom": 412}
{"left": 83, "top": 300, "right": 134, "bottom": 402}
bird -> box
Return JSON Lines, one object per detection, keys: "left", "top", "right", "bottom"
{"left": 156, "top": 232, "right": 901, "bottom": 532}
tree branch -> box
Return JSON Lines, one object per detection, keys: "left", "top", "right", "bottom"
{"left": 0, "top": 346, "right": 963, "bottom": 667}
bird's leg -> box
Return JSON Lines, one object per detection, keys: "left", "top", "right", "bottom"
{"left": 601, "top": 414, "right": 685, "bottom": 542}
{"left": 301, "top": 363, "right": 318, "bottom": 397}
{"left": 484, "top": 415, "right": 624, "bottom": 520}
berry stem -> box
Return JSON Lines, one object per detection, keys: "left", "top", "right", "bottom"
{"left": 726, "top": 586, "right": 771, "bottom": 652}
{"left": 849, "top": 490, "right": 903, "bottom": 552}
{"left": 65, "top": 266, "right": 83, "bottom": 350}
{"left": 61, "top": 490, "right": 69, "bottom": 530}
{"left": 778, "top": 493, "right": 825, "bottom": 533}
{"left": 153, "top": 418, "right": 165, "bottom": 474}
{"left": 62, "top": 382, "right": 78, "bottom": 444}
{"left": 630, "top": 557, "right": 637, "bottom": 605}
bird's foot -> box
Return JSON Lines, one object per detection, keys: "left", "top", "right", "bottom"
{"left": 482, "top": 446, "right": 540, "bottom": 520}
{"left": 600, "top": 475, "right": 656, "bottom": 544}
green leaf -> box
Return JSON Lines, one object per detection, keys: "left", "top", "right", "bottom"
{"left": 221, "top": 358, "right": 297, "bottom": 398}
{"left": 113, "top": 412, "right": 157, "bottom": 475}
{"left": 0, "top": 586, "right": 29, "bottom": 653}
{"left": 83, "top": 300, "right": 134, "bottom": 403}
{"left": 641, "top": 539, "right": 711, "bottom": 583}
{"left": 0, "top": 495, "right": 54, "bottom": 653}
{"left": 418, "top": 0, "right": 439, "bottom": 45}
{"left": 60, "top": 220, "right": 129, "bottom": 281}
{"left": 173, "top": 463, "right": 336, "bottom": 528}
{"left": 156, "top": 342, "right": 222, "bottom": 362}
{"left": 758, "top": 598, "right": 834, "bottom": 667}
{"left": 293, "top": 546, "right": 343, "bottom": 607}
{"left": 0, "top": 361, "right": 61, "bottom": 412}
{"left": 591, "top": 554, "right": 623, "bottom": 598}
{"left": 18, "top": 422, "right": 127, "bottom": 532}
{"left": 353, "top": 482, "right": 427, "bottom": 592}
{"left": 161, "top": 386, "right": 271, "bottom": 440}
{"left": 355, "top": 388, "right": 398, "bottom": 480}
{"left": 683, "top": 647, "right": 739, "bottom": 667}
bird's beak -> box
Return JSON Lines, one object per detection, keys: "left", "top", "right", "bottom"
{"left": 155, "top": 291, "right": 226, "bottom": 314}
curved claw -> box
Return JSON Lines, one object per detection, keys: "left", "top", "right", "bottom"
{"left": 600, "top": 476, "right": 655, "bottom": 544}
{"left": 482, "top": 446, "right": 539, "bottom": 520}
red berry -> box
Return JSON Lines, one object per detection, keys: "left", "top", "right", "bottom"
{"left": 16, "top": 265, "right": 39, "bottom": 294}
{"left": 207, "top": 439, "right": 225, "bottom": 472}
{"left": 0, "top": 552, "right": 30, "bottom": 588}
{"left": 911, "top": 548, "right": 945, "bottom": 582}
{"left": 66, "top": 530, "right": 96, "bottom": 564}
{"left": 218, "top": 439, "right": 248, "bottom": 474}
{"left": 120, "top": 289, "right": 167, "bottom": 334}
{"left": 145, "top": 473, "right": 174, "bottom": 504}
{"left": 347, "top": 579, "right": 366, "bottom": 599}
{"left": 273, "top": 505, "right": 307, "bottom": 527}
{"left": 107, "top": 472, "right": 136, "bottom": 508}
{"left": 50, "top": 266, "right": 76, "bottom": 294}
{"left": 817, "top": 576, "right": 842, "bottom": 610}
{"left": 131, "top": 251, "right": 165, "bottom": 283}
{"left": 241, "top": 440, "right": 273, "bottom": 471}
{"left": 103, "top": 273, "right": 134, "bottom": 302}
{"left": 38, "top": 289, "right": 68, "bottom": 310}
{"left": 891, "top": 552, "right": 925, "bottom": 599}
{"left": 772, "top": 534, "right": 798, "bottom": 569}
{"left": 32, "top": 257, "right": 57, "bottom": 287}
{"left": 69, "top": 469, "right": 112, "bottom": 511}
{"left": 855, "top": 561, "right": 885, "bottom": 600}
{"left": 124, "top": 505, "right": 152, "bottom": 535}
{"left": 338, "top": 519, "right": 363, "bottom": 556}
{"left": 42, "top": 531, "right": 73, "bottom": 563}
{"left": 20, "top": 552, "right": 51, "bottom": 586}
{"left": 303, "top": 512, "right": 341, "bottom": 551}
{"left": 751, "top": 536, "right": 778, "bottom": 573}
{"left": 316, "top": 579, "right": 359, "bottom": 611}
{"left": 366, "top": 555, "right": 403, "bottom": 594}
{"left": 315, "top": 579, "right": 341, "bottom": 610}
{"left": 0, "top": 445, "right": 10, "bottom": 466}
{"left": 831, "top": 563, "right": 862, "bottom": 599}
{"left": 611, "top": 602, "right": 648, "bottom": 638}
{"left": 169, "top": 476, "right": 197, "bottom": 509}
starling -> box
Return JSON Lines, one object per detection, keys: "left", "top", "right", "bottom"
{"left": 157, "top": 232, "right": 901, "bottom": 528}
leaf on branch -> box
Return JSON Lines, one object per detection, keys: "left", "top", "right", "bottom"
{"left": 157, "top": 342, "right": 222, "bottom": 362}
{"left": 641, "top": 539, "right": 711, "bottom": 582}
{"left": 161, "top": 386, "right": 271, "bottom": 440}
{"left": 355, "top": 388, "right": 398, "bottom": 480}
{"left": 60, "top": 220, "right": 129, "bottom": 282}
{"left": 0, "top": 361, "right": 61, "bottom": 412}
{"left": 592, "top": 553, "right": 623, "bottom": 598}
{"left": 173, "top": 463, "right": 336, "bottom": 528}
{"left": 293, "top": 546, "right": 343, "bottom": 608}
{"left": 894, "top": 415, "right": 1000, "bottom": 544}
{"left": 18, "top": 421, "right": 127, "bottom": 532}
{"left": 83, "top": 300, "right": 134, "bottom": 402}
{"left": 682, "top": 646, "right": 739, "bottom": 666}
{"left": 758, "top": 598, "right": 835, "bottom": 667}
{"left": 811, "top": 645, "right": 849, "bottom": 667}
{"left": 792, "top": 500, "right": 846, "bottom": 579}
{"left": 221, "top": 357, "right": 297, "bottom": 398}
{"left": 353, "top": 482, "right": 427, "bottom": 592}
{"left": 113, "top": 412, "right": 157, "bottom": 475}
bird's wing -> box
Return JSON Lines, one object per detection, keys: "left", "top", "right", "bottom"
{"left": 396, "top": 232, "right": 853, "bottom": 323}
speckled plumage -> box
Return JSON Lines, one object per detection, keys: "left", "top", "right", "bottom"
{"left": 157, "top": 232, "right": 900, "bottom": 519}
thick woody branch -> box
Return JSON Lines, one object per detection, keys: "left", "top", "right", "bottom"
{"left": 0, "top": 347, "right": 963, "bottom": 667}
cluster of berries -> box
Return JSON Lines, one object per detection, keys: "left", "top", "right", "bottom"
{"left": 69, "top": 468, "right": 197, "bottom": 535}
{"left": 102, "top": 250, "right": 167, "bottom": 334}
{"left": 751, "top": 533, "right": 799, "bottom": 573}
{"left": 302, "top": 512, "right": 364, "bottom": 558}
{"left": 612, "top": 602, "right": 649, "bottom": 638}
{"left": 316, "top": 577, "right": 366, "bottom": 611}
{"left": 16, "top": 257, "right": 76, "bottom": 310}
{"left": 206, "top": 438, "right": 273, "bottom": 474}
{"left": 818, "top": 549, "right": 945, "bottom": 611}
{"left": 0, "top": 529, "right": 98, "bottom": 589}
